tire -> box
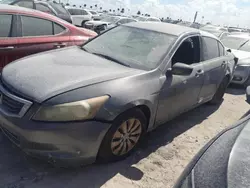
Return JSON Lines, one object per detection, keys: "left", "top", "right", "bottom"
{"left": 97, "top": 108, "right": 147, "bottom": 163}
{"left": 209, "top": 76, "right": 229, "bottom": 105}
{"left": 81, "top": 20, "right": 87, "bottom": 27}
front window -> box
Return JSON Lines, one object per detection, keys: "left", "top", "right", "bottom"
{"left": 221, "top": 36, "right": 249, "bottom": 50}
{"left": 0, "top": 0, "right": 15, "bottom": 4}
{"left": 83, "top": 26, "right": 176, "bottom": 70}
{"left": 101, "top": 16, "right": 120, "bottom": 23}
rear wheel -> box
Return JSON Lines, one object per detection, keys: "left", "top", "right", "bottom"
{"left": 98, "top": 108, "right": 147, "bottom": 163}
{"left": 209, "top": 76, "right": 229, "bottom": 105}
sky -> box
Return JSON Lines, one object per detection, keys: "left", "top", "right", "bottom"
{"left": 67, "top": 0, "right": 250, "bottom": 27}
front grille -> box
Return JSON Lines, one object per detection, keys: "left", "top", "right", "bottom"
{"left": 2, "top": 93, "right": 24, "bottom": 114}
{"left": 1, "top": 127, "right": 20, "bottom": 146}
{"left": 0, "top": 84, "right": 32, "bottom": 117}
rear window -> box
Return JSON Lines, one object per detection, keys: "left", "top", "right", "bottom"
{"left": 53, "top": 22, "right": 65, "bottom": 34}
{"left": 50, "top": 3, "right": 69, "bottom": 15}
{"left": 21, "top": 16, "right": 53, "bottom": 36}
{"left": 0, "top": 14, "right": 12, "bottom": 37}
{"left": 15, "top": 0, "right": 33, "bottom": 8}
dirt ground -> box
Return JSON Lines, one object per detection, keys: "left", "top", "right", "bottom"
{"left": 0, "top": 86, "right": 249, "bottom": 188}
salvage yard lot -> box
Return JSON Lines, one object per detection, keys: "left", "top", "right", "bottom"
{"left": 0, "top": 86, "right": 248, "bottom": 188}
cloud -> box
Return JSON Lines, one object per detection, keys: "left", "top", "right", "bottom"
{"left": 69, "top": 0, "right": 250, "bottom": 27}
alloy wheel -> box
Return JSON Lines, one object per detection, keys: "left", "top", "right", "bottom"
{"left": 111, "top": 118, "right": 142, "bottom": 156}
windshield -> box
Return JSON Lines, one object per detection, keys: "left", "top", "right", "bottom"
{"left": 101, "top": 16, "right": 120, "bottom": 23}
{"left": 136, "top": 16, "right": 147, "bottom": 21}
{"left": 221, "top": 36, "right": 249, "bottom": 50}
{"left": 90, "top": 11, "right": 97, "bottom": 14}
{"left": 0, "top": 0, "right": 15, "bottom": 4}
{"left": 83, "top": 26, "right": 176, "bottom": 70}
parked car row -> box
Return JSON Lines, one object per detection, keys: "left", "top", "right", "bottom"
{"left": 0, "top": 0, "right": 73, "bottom": 23}
{"left": 0, "top": 5, "right": 97, "bottom": 69}
{"left": 0, "top": 20, "right": 238, "bottom": 167}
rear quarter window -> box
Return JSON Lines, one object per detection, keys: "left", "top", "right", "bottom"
{"left": 202, "top": 37, "right": 220, "bottom": 60}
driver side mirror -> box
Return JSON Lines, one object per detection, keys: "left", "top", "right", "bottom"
{"left": 171, "top": 62, "right": 193, "bottom": 76}
{"left": 116, "top": 22, "right": 121, "bottom": 25}
{"left": 227, "top": 49, "right": 232, "bottom": 53}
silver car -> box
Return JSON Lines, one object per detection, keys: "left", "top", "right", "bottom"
{"left": 0, "top": 22, "right": 236, "bottom": 167}
{"left": 221, "top": 34, "right": 250, "bottom": 86}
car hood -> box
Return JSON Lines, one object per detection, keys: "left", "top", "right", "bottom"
{"left": 86, "top": 20, "right": 111, "bottom": 26}
{"left": 2, "top": 46, "right": 142, "bottom": 103}
{"left": 231, "top": 49, "right": 250, "bottom": 65}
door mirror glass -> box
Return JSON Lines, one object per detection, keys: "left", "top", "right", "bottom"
{"left": 172, "top": 62, "right": 193, "bottom": 76}
{"left": 246, "top": 86, "right": 250, "bottom": 104}
{"left": 227, "top": 48, "right": 232, "bottom": 53}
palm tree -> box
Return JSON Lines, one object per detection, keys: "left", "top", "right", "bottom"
{"left": 95, "top": 4, "right": 97, "bottom": 8}
{"left": 137, "top": 11, "right": 141, "bottom": 15}
{"left": 90, "top": 6, "right": 93, "bottom": 9}
{"left": 66, "top": 3, "right": 70, "bottom": 6}
{"left": 113, "top": 10, "right": 115, "bottom": 13}
{"left": 73, "top": 4, "right": 76, "bottom": 7}
{"left": 109, "top": 9, "right": 112, "bottom": 12}
{"left": 79, "top": 5, "right": 82, "bottom": 8}
{"left": 121, "top": 8, "right": 124, "bottom": 13}
{"left": 100, "top": 7, "right": 102, "bottom": 10}
{"left": 84, "top": 4, "right": 86, "bottom": 7}
{"left": 117, "top": 8, "right": 120, "bottom": 11}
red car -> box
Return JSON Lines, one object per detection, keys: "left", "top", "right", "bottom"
{"left": 0, "top": 5, "right": 97, "bottom": 69}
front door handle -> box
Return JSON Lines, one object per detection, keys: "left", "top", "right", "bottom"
{"left": 195, "top": 69, "right": 204, "bottom": 77}
{"left": 0, "top": 46, "right": 15, "bottom": 50}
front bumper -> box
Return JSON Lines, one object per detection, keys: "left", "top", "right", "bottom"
{"left": 0, "top": 113, "right": 111, "bottom": 167}
{"left": 231, "top": 65, "right": 250, "bottom": 85}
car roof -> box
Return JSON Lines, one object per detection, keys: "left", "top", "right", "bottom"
{"left": 125, "top": 22, "right": 217, "bottom": 38}
{"left": 226, "top": 34, "right": 250, "bottom": 39}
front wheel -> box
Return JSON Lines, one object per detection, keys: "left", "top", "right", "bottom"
{"left": 97, "top": 108, "right": 147, "bottom": 163}
{"left": 209, "top": 76, "right": 229, "bottom": 105}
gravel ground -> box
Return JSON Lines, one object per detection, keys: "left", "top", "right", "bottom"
{"left": 0, "top": 86, "right": 249, "bottom": 188}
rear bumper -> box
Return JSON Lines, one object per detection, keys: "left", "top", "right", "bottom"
{"left": 0, "top": 114, "right": 111, "bottom": 167}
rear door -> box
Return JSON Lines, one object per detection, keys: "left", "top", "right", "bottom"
{"left": 15, "top": 15, "right": 70, "bottom": 58}
{"left": 0, "top": 14, "right": 19, "bottom": 69}
{"left": 198, "top": 36, "right": 227, "bottom": 102}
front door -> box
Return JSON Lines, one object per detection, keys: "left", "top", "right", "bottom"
{"left": 0, "top": 14, "right": 19, "bottom": 69}
{"left": 198, "top": 37, "right": 227, "bottom": 101}
{"left": 155, "top": 36, "right": 205, "bottom": 125}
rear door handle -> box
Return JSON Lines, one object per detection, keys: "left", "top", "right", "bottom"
{"left": 195, "top": 69, "right": 204, "bottom": 77}
{"left": 54, "top": 43, "right": 67, "bottom": 48}
{"left": 0, "top": 46, "right": 14, "bottom": 50}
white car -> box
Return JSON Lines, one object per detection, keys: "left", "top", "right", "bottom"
{"left": 65, "top": 6, "right": 92, "bottom": 27}
{"left": 134, "top": 15, "right": 161, "bottom": 22}
{"left": 84, "top": 16, "right": 137, "bottom": 34}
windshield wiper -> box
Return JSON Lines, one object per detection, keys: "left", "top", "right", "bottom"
{"left": 92, "top": 52, "right": 131, "bottom": 67}
{"left": 238, "top": 40, "right": 249, "bottom": 50}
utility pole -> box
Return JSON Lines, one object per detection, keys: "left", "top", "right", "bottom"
{"left": 193, "top": 11, "right": 198, "bottom": 23}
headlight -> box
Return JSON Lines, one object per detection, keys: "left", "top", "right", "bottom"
{"left": 32, "top": 95, "right": 109, "bottom": 122}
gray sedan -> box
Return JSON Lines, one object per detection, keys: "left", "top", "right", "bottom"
{"left": 0, "top": 22, "right": 236, "bottom": 167}
{"left": 221, "top": 34, "right": 250, "bottom": 86}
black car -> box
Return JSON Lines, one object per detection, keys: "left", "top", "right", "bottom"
{"left": 174, "top": 87, "right": 250, "bottom": 188}
{"left": 0, "top": 0, "right": 72, "bottom": 23}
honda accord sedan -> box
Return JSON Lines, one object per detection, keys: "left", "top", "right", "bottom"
{"left": 0, "top": 22, "right": 236, "bottom": 167}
